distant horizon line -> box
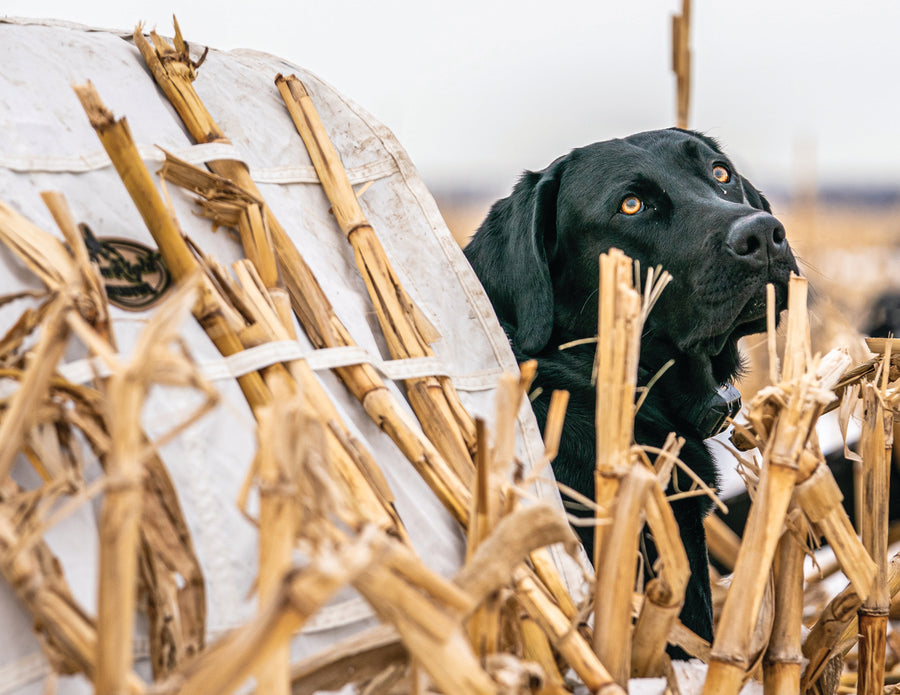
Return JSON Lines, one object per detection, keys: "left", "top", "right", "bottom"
{"left": 431, "top": 182, "right": 900, "bottom": 209}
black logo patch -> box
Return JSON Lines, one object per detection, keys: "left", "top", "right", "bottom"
{"left": 80, "top": 224, "right": 172, "bottom": 311}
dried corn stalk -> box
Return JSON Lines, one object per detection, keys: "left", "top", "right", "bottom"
{"left": 275, "top": 73, "right": 477, "bottom": 483}
{"left": 150, "top": 531, "right": 383, "bottom": 695}
{"left": 591, "top": 249, "right": 643, "bottom": 682}
{"left": 588, "top": 249, "right": 688, "bottom": 685}
{"left": 856, "top": 348, "right": 895, "bottom": 695}
{"left": 702, "top": 276, "right": 851, "bottom": 695}
{"left": 802, "top": 550, "right": 900, "bottom": 692}
{"left": 73, "top": 73, "right": 587, "bottom": 695}
{"left": 289, "top": 625, "right": 405, "bottom": 695}
{"left": 631, "top": 478, "right": 690, "bottom": 679}
{"left": 84, "top": 279, "right": 215, "bottom": 695}
{"left": 0, "top": 193, "right": 208, "bottom": 678}
{"left": 762, "top": 508, "right": 807, "bottom": 694}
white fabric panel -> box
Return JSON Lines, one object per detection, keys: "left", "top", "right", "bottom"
{"left": 0, "top": 18, "right": 584, "bottom": 694}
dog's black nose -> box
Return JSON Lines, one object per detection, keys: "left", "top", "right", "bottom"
{"left": 726, "top": 213, "right": 788, "bottom": 268}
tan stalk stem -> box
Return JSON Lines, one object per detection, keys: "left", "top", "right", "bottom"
{"left": 95, "top": 356, "right": 150, "bottom": 694}
{"left": 762, "top": 510, "right": 806, "bottom": 695}
{"left": 519, "top": 613, "right": 570, "bottom": 694}
{"left": 672, "top": 0, "right": 692, "bottom": 129}
{"left": 857, "top": 383, "right": 890, "bottom": 695}
{"left": 0, "top": 298, "right": 70, "bottom": 481}
{"left": 152, "top": 546, "right": 376, "bottom": 695}
{"left": 593, "top": 254, "right": 639, "bottom": 514}
{"left": 512, "top": 565, "right": 626, "bottom": 695}
{"left": 702, "top": 275, "right": 819, "bottom": 695}
{"left": 289, "top": 625, "right": 406, "bottom": 695}
{"left": 254, "top": 397, "right": 297, "bottom": 695}
{"left": 703, "top": 514, "right": 741, "bottom": 573}
{"left": 72, "top": 81, "right": 271, "bottom": 411}
{"left": 631, "top": 478, "right": 690, "bottom": 678}
{"left": 593, "top": 464, "right": 655, "bottom": 685}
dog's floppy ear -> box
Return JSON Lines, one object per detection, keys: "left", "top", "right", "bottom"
{"left": 464, "top": 160, "right": 563, "bottom": 354}
{"left": 740, "top": 175, "right": 773, "bottom": 213}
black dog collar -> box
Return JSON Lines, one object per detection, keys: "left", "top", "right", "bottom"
{"left": 687, "top": 383, "right": 742, "bottom": 440}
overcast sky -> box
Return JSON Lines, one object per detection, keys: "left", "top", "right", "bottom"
{"left": 4, "top": 1, "right": 900, "bottom": 198}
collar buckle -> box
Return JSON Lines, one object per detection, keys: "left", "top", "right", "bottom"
{"left": 689, "top": 383, "right": 742, "bottom": 439}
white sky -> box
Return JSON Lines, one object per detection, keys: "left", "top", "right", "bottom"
{"left": 4, "top": 1, "right": 900, "bottom": 197}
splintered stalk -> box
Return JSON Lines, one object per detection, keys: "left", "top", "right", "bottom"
{"left": 593, "top": 250, "right": 642, "bottom": 565}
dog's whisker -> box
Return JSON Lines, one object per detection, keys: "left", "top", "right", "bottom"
{"left": 794, "top": 255, "right": 827, "bottom": 279}
{"left": 576, "top": 287, "right": 600, "bottom": 318}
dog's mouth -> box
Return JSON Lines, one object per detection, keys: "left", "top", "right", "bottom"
{"left": 680, "top": 278, "right": 790, "bottom": 357}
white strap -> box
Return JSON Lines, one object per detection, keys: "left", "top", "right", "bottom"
{"left": 0, "top": 142, "right": 397, "bottom": 185}
{"left": 54, "top": 341, "right": 505, "bottom": 392}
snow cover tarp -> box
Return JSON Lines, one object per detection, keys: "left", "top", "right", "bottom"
{"left": 0, "top": 18, "right": 584, "bottom": 694}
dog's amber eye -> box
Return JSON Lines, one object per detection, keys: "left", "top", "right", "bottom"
{"left": 713, "top": 165, "right": 731, "bottom": 183}
{"left": 620, "top": 196, "right": 642, "bottom": 215}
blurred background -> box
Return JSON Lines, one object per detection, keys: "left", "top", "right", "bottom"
{"left": 5, "top": 0, "right": 900, "bottom": 375}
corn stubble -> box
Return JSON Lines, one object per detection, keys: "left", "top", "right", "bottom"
{"left": 0, "top": 17, "right": 897, "bottom": 695}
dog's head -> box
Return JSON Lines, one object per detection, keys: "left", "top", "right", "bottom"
{"left": 465, "top": 129, "right": 798, "bottom": 378}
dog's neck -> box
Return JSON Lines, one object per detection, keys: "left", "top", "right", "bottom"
{"left": 637, "top": 334, "right": 743, "bottom": 439}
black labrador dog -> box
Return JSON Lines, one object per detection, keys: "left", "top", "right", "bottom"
{"left": 464, "top": 128, "right": 798, "bottom": 646}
